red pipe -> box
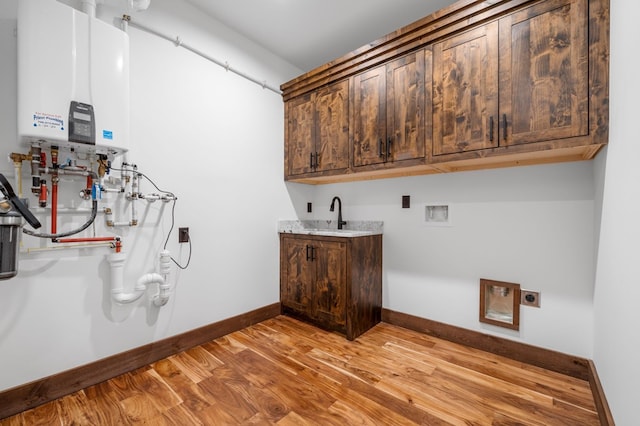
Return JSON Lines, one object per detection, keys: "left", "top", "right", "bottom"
{"left": 57, "top": 237, "right": 117, "bottom": 243}
{"left": 51, "top": 177, "right": 58, "bottom": 234}
{"left": 38, "top": 180, "right": 47, "bottom": 207}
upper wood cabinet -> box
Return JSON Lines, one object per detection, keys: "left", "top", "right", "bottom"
{"left": 285, "top": 79, "right": 349, "bottom": 177}
{"left": 500, "top": 0, "right": 588, "bottom": 146}
{"left": 281, "top": 0, "right": 609, "bottom": 183}
{"left": 433, "top": 0, "right": 588, "bottom": 157}
{"left": 352, "top": 49, "right": 430, "bottom": 168}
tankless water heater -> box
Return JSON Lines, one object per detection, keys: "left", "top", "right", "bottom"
{"left": 17, "top": 0, "right": 130, "bottom": 155}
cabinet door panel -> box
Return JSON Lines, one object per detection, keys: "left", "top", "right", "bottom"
{"left": 500, "top": 0, "right": 588, "bottom": 145}
{"left": 387, "top": 50, "right": 425, "bottom": 162}
{"left": 353, "top": 66, "right": 386, "bottom": 167}
{"left": 312, "top": 240, "right": 346, "bottom": 328}
{"left": 433, "top": 23, "right": 499, "bottom": 155}
{"left": 287, "top": 94, "right": 315, "bottom": 175}
{"left": 281, "top": 238, "right": 314, "bottom": 316}
{"left": 316, "top": 80, "right": 349, "bottom": 172}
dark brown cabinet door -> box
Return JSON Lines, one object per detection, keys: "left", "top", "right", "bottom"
{"left": 286, "top": 80, "right": 349, "bottom": 177}
{"left": 433, "top": 23, "right": 499, "bottom": 156}
{"left": 286, "top": 93, "right": 314, "bottom": 176}
{"left": 499, "top": 0, "right": 588, "bottom": 145}
{"left": 312, "top": 240, "right": 347, "bottom": 329}
{"left": 352, "top": 65, "right": 386, "bottom": 167}
{"left": 315, "top": 80, "right": 349, "bottom": 172}
{"left": 353, "top": 49, "right": 427, "bottom": 167}
{"left": 281, "top": 237, "right": 314, "bottom": 317}
{"left": 386, "top": 49, "right": 426, "bottom": 162}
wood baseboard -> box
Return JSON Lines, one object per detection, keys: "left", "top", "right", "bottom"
{"left": 0, "top": 302, "right": 281, "bottom": 420}
{"left": 587, "top": 360, "right": 616, "bottom": 426}
{"left": 382, "top": 308, "right": 615, "bottom": 425}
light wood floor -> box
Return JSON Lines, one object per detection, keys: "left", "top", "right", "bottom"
{"left": 1, "top": 315, "right": 599, "bottom": 425}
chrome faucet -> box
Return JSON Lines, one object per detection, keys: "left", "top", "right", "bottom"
{"left": 329, "top": 196, "right": 347, "bottom": 230}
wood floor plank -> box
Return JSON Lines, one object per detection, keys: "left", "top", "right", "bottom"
{"left": 150, "top": 358, "right": 213, "bottom": 412}
{"left": 197, "top": 371, "right": 259, "bottom": 424}
{"left": 1, "top": 315, "right": 600, "bottom": 425}
{"left": 372, "top": 322, "right": 596, "bottom": 409}
{"left": 157, "top": 404, "right": 203, "bottom": 425}
{"left": 167, "top": 351, "right": 215, "bottom": 384}
{"left": 18, "top": 399, "right": 60, "bottom": 426}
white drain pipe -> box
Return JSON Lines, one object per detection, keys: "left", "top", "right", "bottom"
{"left": 107, "top": 249, "right": 172, "bottom": 306}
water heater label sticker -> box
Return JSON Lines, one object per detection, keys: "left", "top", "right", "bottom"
{"left": 103, "top": 130, "right": 113, "bottom": 140}
{"left": 32, "top": 112, "right": 64, "bottom": 130}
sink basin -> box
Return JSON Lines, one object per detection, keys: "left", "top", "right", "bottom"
{"left": 301, "top": 229, "right": 376, "bottom": 237}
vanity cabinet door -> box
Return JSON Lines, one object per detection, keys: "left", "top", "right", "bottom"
{"left": 280, "top": 237, "right": 314, "bottom": 317}
{"left": 311, "top": 240, "right": 347, "bottom": 330}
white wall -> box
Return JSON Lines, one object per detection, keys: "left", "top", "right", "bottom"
{"left": 0, "top": 0, "right": 299, "bottom": 391}
{"left": 592, "top": 0, "right": 640, "bottom": 424}
{"left": 295, "top": 161, "right": 596, "bottom": 357}
{"left": 1, "top": 0, "right": 633, "bottom": 422}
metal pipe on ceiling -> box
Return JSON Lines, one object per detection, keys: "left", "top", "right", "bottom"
{"left": 123, "top": 15, "right": 283, "bottom": 95}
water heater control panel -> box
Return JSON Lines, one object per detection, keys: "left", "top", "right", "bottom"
{"left": 68, "top": 101, "right": 96, "bottom": 145}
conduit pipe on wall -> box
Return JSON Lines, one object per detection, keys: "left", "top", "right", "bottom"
{"left": 82, "top": 0, "right": 97, "bottom": 18}
{"left": 122, "top": 15, "right": 283, "bottom": 95}
{"left": 51, "top": 175, "right": 58, "bottom": 234}
{"left": 107, "top": 249, "right": 172, "bottom": 306}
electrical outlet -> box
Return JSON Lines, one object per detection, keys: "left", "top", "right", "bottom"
{"left": 520, "top": 290, "right": 541, "bottom": 307}
{"left": 178, "top": 227, "right": 189, "bottom": 243}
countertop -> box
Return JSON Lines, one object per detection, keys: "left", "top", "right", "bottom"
{"left": 278, "top": 220, "right": 383, "bottom": 237}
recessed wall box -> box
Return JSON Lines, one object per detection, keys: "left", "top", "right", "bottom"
{"left": 479, "top": 278, "right": 520, "bottom": 330}
{"left": 424, "top": 203, "right": 452, "bottom": 226}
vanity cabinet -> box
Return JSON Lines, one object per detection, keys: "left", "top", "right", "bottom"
{"left": 433, "top": 0, "right": 590, "bottom": 157}
{"left": 281, "top": 0, "right": 608, "bottom": 183}
{"left": 279, "top": 233, "right": 382, "bottom": 340}
{"left": 285, "top": 79, "right": 349, "bottom": 178}
{"left": 352, "top": 49, "right": 430, "bottom": 169}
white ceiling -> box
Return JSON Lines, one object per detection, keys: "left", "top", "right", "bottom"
{"left": 183, "top": 0, "right": 458, "bottom": 72}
